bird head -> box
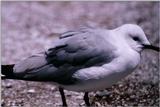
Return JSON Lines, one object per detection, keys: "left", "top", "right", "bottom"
{"left": 119, "top": 24, "right": 159, "bottom": 52}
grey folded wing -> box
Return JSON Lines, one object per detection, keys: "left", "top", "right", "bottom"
{"left": 13, "top": 52, "right": 57, "bottom": 81}
{"left": 13, "top": 27, "right": 117, "bottom": 85}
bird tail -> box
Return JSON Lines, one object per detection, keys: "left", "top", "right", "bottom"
{"left": 1, "top": 64, "right": 17, "bottom": 79}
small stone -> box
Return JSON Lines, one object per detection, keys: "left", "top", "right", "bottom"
{"left": 1, "top": 99, "right": 5, "bottom": 107}
{"left": 50, "top": 87, "right": 56, "bottom": 91}
{"left": 119, "top": 84, "right": 123, "bottom": 88}
{"left": 79, "top": 102, "right": 85, "bottom": 106}
{"left": 46, "top": 102, "right": 52, "bottom": 105}
{"left": 95, "top": 101, "right": 101, "bottom": 106}
{"left": 96, "top": 90, "right": 111, "bottom": 97}
{"left": 55, "top": 94, "right": 60, "bottom": 97}
{"left": 27, "top": 89, "right": 35, "bottom": 93}
{"left": 5, "top": 83, "right": 12, "bottom": 88}
{"left": 76, "top": 95, "right": 83, "bottom": 99}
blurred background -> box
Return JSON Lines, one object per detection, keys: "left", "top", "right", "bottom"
{"left": 1, "top": 1, "right": 159, "bottom": 107}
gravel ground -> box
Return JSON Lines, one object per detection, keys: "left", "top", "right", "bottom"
{"left": 1, "top": 1, "right": 159, "bottom": 107}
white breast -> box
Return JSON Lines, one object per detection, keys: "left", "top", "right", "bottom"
{"left": 61, "top": 50, "right": 140, "bottom": 92}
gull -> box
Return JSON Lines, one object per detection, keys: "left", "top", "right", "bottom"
{"left": 2, "top": 24, "right": 159, "bottom": 106}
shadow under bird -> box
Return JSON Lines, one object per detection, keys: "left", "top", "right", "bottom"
{"left": 2, "top": 24, "right": 159, "bottom": 106}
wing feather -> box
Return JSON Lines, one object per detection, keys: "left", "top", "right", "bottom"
{"left": 13, "top": 27, "right": 117, "bottom": 85}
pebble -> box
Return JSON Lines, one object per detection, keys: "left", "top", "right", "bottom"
{"left": 50, "top": 87, "right": 56, "bottom": 91}
{"left": 55, "top": 94, "right": 60, "bottom": 98}
{"left": 1, "top": 99, "right": 5, "bottom": 107}
{"left": 27, "top": 89, "right": 36, "bottom": 93}
{"left": 76, "top": 95, "right": 83, "bottom": 99}
{"left": 96, "top": 90, "right": 111, "bottom": 97}
{"left": 5, "top": 83, "right": 12, "bottom": 88}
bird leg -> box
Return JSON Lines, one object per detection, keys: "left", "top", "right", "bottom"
{"left": 84, "top": 92, "right": 90, "bottom": 106}
{"left": 59, "top": 87, "right": 67, "bottom": 107}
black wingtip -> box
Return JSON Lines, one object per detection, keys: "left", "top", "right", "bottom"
{"left": 1, "top": 64, "right": 15, "bottom": 79}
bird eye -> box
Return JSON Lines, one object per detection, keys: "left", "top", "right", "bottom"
{"left": 133, "top": 37, "right": 139, "bottom": 41}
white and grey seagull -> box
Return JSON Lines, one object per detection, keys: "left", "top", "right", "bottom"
{"left": 2, "top": 24, "right": 159, "bottom": 106}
